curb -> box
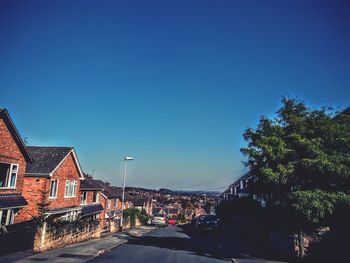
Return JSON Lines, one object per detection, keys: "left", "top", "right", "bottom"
{"left": 95, "top": 239, "right": 128, "bottom": 257}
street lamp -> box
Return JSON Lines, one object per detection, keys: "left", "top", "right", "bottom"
{"left": 120, "top": 156, "right": 134, "bottom": 229}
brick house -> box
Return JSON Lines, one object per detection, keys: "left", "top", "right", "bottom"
{"left": 93, "top": 183, "right": 133, "bottom": 228}
{"left": 0, "top": 109, "right": 32, "bottom": 226}
{"left": 16, "top": 146, "right": 85, "bottom": 222}
{"left": 79, "top": 175, "right": 104, "bottom": 222}
{"left": 130, "top": 196, "right": 153, "bottom": 215}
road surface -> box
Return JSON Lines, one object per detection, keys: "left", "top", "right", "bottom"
{"left": 89, "top": 224, "right": 287, "bottom": 263}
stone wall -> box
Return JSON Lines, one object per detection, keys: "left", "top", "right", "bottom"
{"left": 109, "top": 219, "right": 120, "bottom": 233}
{"left": 33, "top": 220, "right": 101, "bottom": 252}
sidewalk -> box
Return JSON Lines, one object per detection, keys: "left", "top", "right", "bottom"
{"left": 0, "top": 226, "right": 157, "bottom": 263}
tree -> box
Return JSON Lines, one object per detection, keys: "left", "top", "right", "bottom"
{"left": 241, "top": 98, "right": 350, "bottom": 258}
{"left": 241, "top": 98, "right": 350, "bottom": 206}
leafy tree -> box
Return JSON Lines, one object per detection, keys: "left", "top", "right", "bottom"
{"left": 123, "top": 208, "right": 140, "bottom": 226}
{"left": 241, "top": 98, "right": 350, "bottom": 206}
{"left": 176, "top": 213, "right": 186, "bottom": 223}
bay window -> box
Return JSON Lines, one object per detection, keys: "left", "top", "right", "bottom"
{"left": 0, "top": 209, "right": 15, "bottom": 226}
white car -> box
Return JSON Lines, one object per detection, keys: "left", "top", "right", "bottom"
{"left": 151, "top": 214, "right": 167, "bottom": 226}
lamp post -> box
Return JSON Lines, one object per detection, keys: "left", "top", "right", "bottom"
{"left": 120, "top": 156, "right": 134, "bottom": 229}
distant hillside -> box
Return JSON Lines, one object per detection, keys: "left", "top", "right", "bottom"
{"left": 173, "top": 190, "right": 221, "bottom": 197}
{"left": 125, "top": 186, "right": 220, "bottom": 197}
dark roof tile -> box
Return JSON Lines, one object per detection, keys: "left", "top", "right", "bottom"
{"left": 81, "top": 204, "right": 103, "bottom": 217}
{"left": 0, "top": 194, "right": 27, "bottom": 209}
{"left": 80, "top": 179, "right": 103, "bottom": 191}
{"left": 25, "top": 146, "right": 73, "bottom": 175}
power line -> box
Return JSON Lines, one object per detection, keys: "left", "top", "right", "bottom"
{"left": 175, "top": 168, "right": 248, "bottom": 190}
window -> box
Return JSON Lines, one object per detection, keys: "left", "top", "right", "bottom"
{"left": 60, "top": 211, "right": 78, "bottom": 222}
{"left": 0, "top": 209, "right": 15, "bottom": 226}
{"left": 115, "top": 198, "right": 118, "bottom": 207}
{"left": 49, "top": 179, "right": 58, "bottom": 198}
{"left": 93, "top": 192, "right": 99, "bottom": 203}
{"left": 0, "top": 163, "right": 18, "bottom": 188}
{"left": 65, "top": 180, "right": 77, "bottom": 197}
{"left": 80, "top": 191, "right": 87, "bottom": 205}
{"left": 107, "top": 200, "right": 111, "bottom": 209}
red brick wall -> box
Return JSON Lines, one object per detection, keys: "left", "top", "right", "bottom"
{"left": 0, "top": 118, "right": 27, "bottom": 195}
{"left": 48, "top": 152, "right": 81, "bottom": 209}
{"left": 15, "top": 177, "right": 47, "bottom": 222}
{"left": 16, "top": 152, "right": 82, "bottom": 223}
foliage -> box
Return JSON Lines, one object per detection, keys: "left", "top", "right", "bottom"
{"left": 139, "top": 209, "right": 149, "bottom": 225}
{"left": 290, "top": 190, "right": 350, "bottom": 227}
{"left": 216, "top": 198, "right": 260, "bottom": 220}
{"left": 241, "top": 97, "right": 350, "bottom": 227}
{"left": 123, "top": 207, "right": 140, "bottom": 226}
{"left": 176, "top": 213, "right": 186, "bottom": 223}
{"left": 241, "top": 98, "right": 350, "bottom": 197}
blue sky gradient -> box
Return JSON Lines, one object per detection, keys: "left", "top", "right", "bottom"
{"left": 1, "top": 0, "right": 349, "bottom": 190}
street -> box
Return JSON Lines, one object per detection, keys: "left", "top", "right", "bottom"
{"left": 90, "top": 225, "right": 287, "bottom": 263}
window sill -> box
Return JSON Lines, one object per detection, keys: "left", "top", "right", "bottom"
{"left": 48, "top": 197, "right": 57, "bottom": 199}
{"left": 64, "top": 196, "right": 76, "bottom": 199}
{"left": 0, "top": 187, "right": 16, "bottom": 190}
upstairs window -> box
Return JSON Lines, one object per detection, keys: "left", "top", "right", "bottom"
{"left": 107, "top": 200, "right": 111, "bottom": 209}
{"left": 92, "top": 192, "right": 99, "bottom": 203}
{"left": 80, "top": 191, "right": 87, "bottom": 205}
{"left": 49, "top": 179, "right": 58, "bottom": 198}
{"left": 0, "top": 163, "right": 18, "bottom": 188}
{"left": 65, "top": 180, "right": 77, "bottom": 197}
{"left": 115, "top": 198, "right": 119, "bottom": 207}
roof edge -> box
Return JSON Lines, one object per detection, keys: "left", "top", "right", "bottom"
{"left": 0, "top": 108, "right": 33, "bottom": 163}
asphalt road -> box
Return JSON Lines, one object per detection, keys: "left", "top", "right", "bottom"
{"left": 89, "top": 224, "right": 229, "bottom": 263}
{"left": 89, "top": 224, "right": 288, "bottom": 263}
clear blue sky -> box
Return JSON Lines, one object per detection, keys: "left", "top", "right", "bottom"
{"left": 1, "top": 1, "right": 349, "bottom": 191}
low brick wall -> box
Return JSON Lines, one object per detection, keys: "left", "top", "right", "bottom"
{"left": 110, "top": 219, "right": 120, "bottom": 233}
{"left": 33, "top": 220, "right": 102, "bottom": 252}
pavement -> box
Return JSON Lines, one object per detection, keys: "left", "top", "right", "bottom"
{"left": 0, "top": 226, "right": 157, "bottom": 263}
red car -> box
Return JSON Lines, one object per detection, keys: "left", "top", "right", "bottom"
{"left": 167, "top": 218, "right": 176, "bottom": 225}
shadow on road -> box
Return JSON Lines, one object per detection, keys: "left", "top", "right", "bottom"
{"left": 125, "top": 223, "right": 288, "bottom": 262}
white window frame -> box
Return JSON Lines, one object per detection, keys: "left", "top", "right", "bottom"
{"left": 80, "top": 191, "right": 87, "bottom": 205}
{"left": 0, "top": 209, "right": 15, "bottom": 226}
{"left": 115, "top": 198, "right": 118, "bottom": 208}
{"left": 0, "top": 162, "right": 19, "bottom": 189}
{"left": 92, "top": 192, "right": 99, "bottom": 203}
{"left": 64, "top": 180, "right": 77, "bottom": 198}
{"left": 49, "top": 179, "right": 58, "bottom": 199}
{"left": 107, "top": 200, "right": 111, "bottom": 209}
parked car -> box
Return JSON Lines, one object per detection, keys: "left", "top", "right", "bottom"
{"left": 194, "top": 215, "right": 220, "bottom": 231}
{"left": 167, "top": 217, "right": 176, "bottom": 225}
{"left": 151, "top": 214, "right": 167, "bottom": 226}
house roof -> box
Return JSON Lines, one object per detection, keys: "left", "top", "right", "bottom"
{"left": 25, "top": 146, "right": 84, "bottom": 178}
{"left": 101, "top": 186, "right": 133, "bottom": 201}
{"left": 80, "top": 178, "right": 103, "bottom": 191}
{"left": 0, "top": 194, "right": 28, "bottom": 209}
{"left": 44, "top": 206, "right": 81, "bottom": 216}
{"left": 80, "top": 204, "right": 103, "bottom": 217}
{"left": 130, "top": 197, "right": 148, "bottom": 206}
{"left": 339, "top": 107, "right": 350, "bottom": 116}
{"left": 0, "top": 108, "right": 33, "bottom": 163}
